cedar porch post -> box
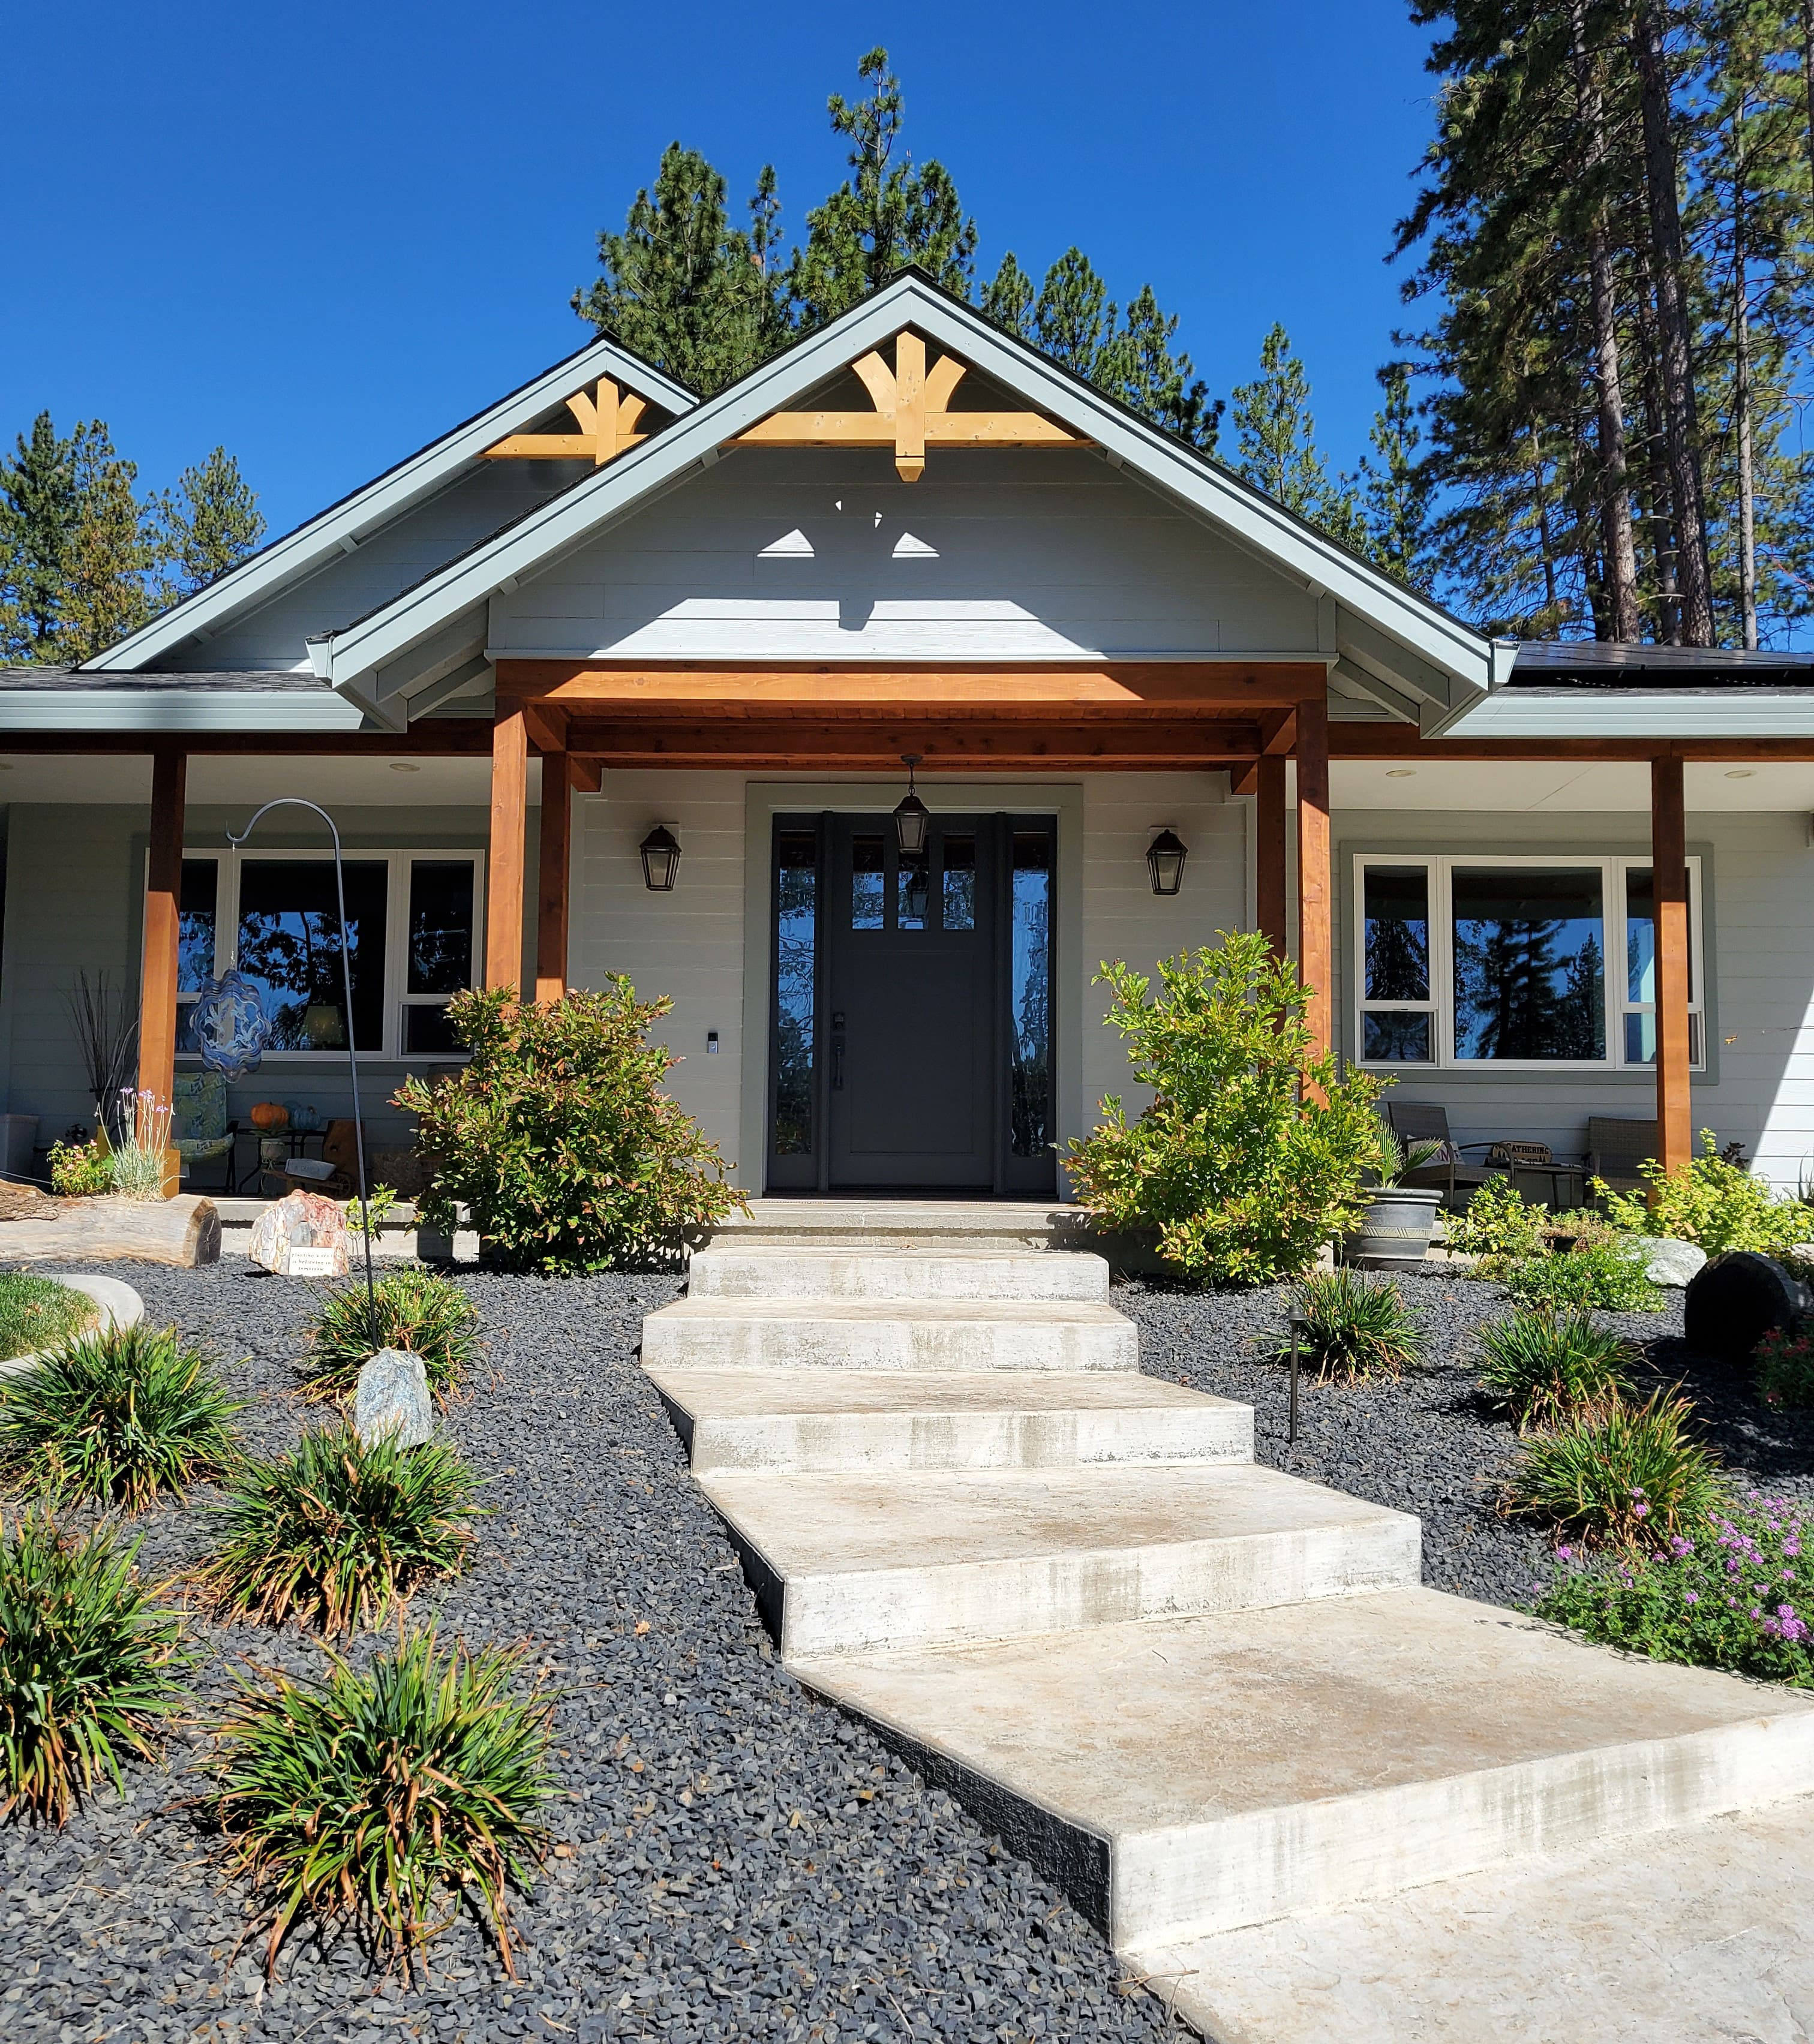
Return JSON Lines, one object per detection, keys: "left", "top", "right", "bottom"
{"left": 136, "top": 743, "right": 187, "bottom": 1106}
{"left": 485, "top": 702, "right": 528, "bottom": 992}
{"left": 1651, "top": 752, "right": 1693, "bottom": 1176}
{"left": 1295, "top": 696, "right": 1332, "bottom": 1056}
{"left": 534, "top": 750, "right": 572, "bottom": 1003}
{"left": 1256, "top": 752, "right": 1289, "bottom": 955}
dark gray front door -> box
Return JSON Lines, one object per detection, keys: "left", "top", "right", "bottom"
{"left": 765, "top": 813, "right": 1056, "bottom": 1195}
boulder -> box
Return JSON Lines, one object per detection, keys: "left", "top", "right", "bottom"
{"left": 247, "top": 1189, "right": 349, "bottom": 1276}
{"left": 1683, "top": 1251, "right": 1813, "bottom": 1367}
{"left": 1630, "top": 1235, "right": 1708, "bottom": 1288}
{"left": 354, "top": 1348, "right": 434, "bottom": 1450}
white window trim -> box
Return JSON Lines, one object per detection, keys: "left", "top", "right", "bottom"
{"left": 170, "top": 847, "right": 486, "bottom": 1063}
{"left": 1352, "top": 852, "right": 1705, "bottom": 1074}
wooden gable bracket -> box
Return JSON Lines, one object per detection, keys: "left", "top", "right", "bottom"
{"left": 730, "top": 332, "right": 1087, "bottom": 481}
{"left": 482, "top": 378, "right": 650, "bottom": 465}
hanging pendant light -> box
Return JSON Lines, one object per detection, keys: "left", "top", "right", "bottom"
{"left": 893, "top": 754, "right": 930, "bottom": 858}
{"left": 639, "top": 822, "right": 682, "bottom": 891}
{"left": 1146, "top": 827, "right": 1188, "bottom": 896}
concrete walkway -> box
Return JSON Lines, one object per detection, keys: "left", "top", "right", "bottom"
{"left": 642, "top": 1202, "right": 1814, "bottom": 2042}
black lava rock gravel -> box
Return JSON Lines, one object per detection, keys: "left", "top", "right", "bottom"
{"left": 2, "top": 1261, "right": 1175, "bottom": 2044}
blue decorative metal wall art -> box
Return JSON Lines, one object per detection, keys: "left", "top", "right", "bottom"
{"left": 191, "top": 969, "right": 270, "bottom": 1079}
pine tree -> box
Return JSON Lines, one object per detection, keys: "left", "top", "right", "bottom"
{"left": 1230, "top": 324, "right": 1362, "bottom": 541}
{"left": 0, "top": 411, "right": 78, "bottom": 661}
{"left": 980, "top": 252, "right": 1035, "bottom": 336}
{"left": 791, "top": 49, "right": 977, "bottom": 327}
{"left": 573, "top": 143, "right": 792, "bottom": 393}
{"left": 62, "top": 423, "right": 163, "bottom": 662}
{"left": 158, "top": 446, "right": 265, "bottom": 598}
{"left": 1033, "top": 248, "right": 1115, "bottom": 372}
{"left": 1358, "top": 364, "right": 1437, "bottom": 586}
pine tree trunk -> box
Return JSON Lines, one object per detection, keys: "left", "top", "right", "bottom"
{"left": 1733, "top": 104, "right": 1759, "bottom": 650}
{"left": 1569, "top": 0, "right": 1641, "bottom": 641}
{"left": 1634, "top": 245, "right": 1681, "bottom": 642}
{"left": 1530, "top": 437, "right": 1560, "bottom": 625}
{"left": 1633, "top": 1, "right": 1716, "bottom": 644}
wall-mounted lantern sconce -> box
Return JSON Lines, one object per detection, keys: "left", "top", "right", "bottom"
{"left": 640, "top": 822, "right": 681, "bottom": 891}
{"left": 1146, "top": 827, "right": 1188, "bottom": 896}
{"left": 893, "top": 753, "right": 930, "bottom": 858}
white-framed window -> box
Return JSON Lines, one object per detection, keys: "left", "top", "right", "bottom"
{"left": 1353, "top": 853, "right": 1704, "bottom": 1072}
{"left": 171, "top": 849, "right": 485, "bottom": 1061}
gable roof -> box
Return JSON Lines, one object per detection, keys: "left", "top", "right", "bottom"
{"left": 83, "top": 333, "right": 696, "bottom": 675}
{"left": 304, "top": 272, "right": 1510, "bottom": 733}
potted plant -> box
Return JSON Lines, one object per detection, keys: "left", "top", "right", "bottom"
{"left": 1348, "top": 1127, "right": 1447, "bottom": 1270}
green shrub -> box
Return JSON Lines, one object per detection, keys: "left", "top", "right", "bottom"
{"left": 1533, "top": 1492, "right": 1813, "bottom": 1686}
{"left": 1065, "top": 932, "right": 1386, "bottom": 1286}
{"left": 214, "top": 1627, "right": 555, "bottom": 1979}
{"left": 47, "top": 1139, "right": 111, "bottom": 1198}
{"left": 1755, "top": 1321, "right": 1814, "bottom": 1408}
{"left": 344, "top": 1185, "right": 400, "bottom": 1240}
{"left": 302, "top": 1270, "right": 481, "bottom": 1405}
{"left": 0, "top": 1511, "right": 191, "bottom": 1823}
{"left": 1444, "top": 1177, "right": 1551, "bottom": 1273}
{"left": 1503, "top": 1239, "right": 1662, "bottom": 1313}
{"left": 397, "top": 981, "right": 744, "bottom": 1273}
{"left": 0, "top": 1322, "right": 239, "bottom": 1510}
{"left": 1505, "top": 1390, "right": 1723, "bottom": 1550}
{"left": 1266, "top": 1269, "right": 1428, "bottom": 1382}
{"left": 201, "top": 1427, "right": 482, "bottom": 1635}
{"left": 1596, "top": 1131, "right": 1810, "bottom": 1254}
{"left": 0, "top": 1275, "right": 98, "bottom": 1362}
{"left": 1476, "top": 1309, "right": 1637, "bottom": 1432}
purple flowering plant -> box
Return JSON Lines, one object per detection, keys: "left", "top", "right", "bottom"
{"left": 1531, "top": 1491, "right": 1814, "bottom": 1687}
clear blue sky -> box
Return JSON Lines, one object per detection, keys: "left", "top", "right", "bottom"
{"left": 2, "top": 1, "right": 1441, "bottom": 540}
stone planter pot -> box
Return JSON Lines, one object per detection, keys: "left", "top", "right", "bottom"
{"left": 1348, "top": 1186, "right": 1443, "bottom": 1270}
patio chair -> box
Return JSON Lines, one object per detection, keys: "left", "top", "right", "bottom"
{"left": 172, "top": 1069, "right": 240, "bottom": 1192}
{"left": 1381, "top": 1101, "right": 1501, "bottom": 1209}
{"left": 1585, "top": 1117, "right": 1659, "bottom": 1197}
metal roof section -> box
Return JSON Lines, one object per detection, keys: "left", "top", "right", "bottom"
{"left": 305, "top": 273, "right": 1507, "bottom": 729}
{"left": 1507, "top": 641, "right": 1814, "bottom": 687}
{"left": 81, "top": 333, "right": 696, "bottom": 676}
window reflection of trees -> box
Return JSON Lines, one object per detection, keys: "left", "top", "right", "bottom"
{"left": 234, "top": 862, "right": 387, "bottom": 1052}
{"left": 1010, "top": 838, "right": 1051, "bottom": 1159}
{"left": 774, "top": 839, "right": 816, "bottom": 1155}
{"left": 1453, "top": 871, "right": 1605, "bottom": 1061}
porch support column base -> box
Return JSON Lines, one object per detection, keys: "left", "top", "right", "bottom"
{"left": 1651, "top": 753, "right": 1693, "bottom": 1177}
{"left": 137, "top": 743, "right": 187, "bottom": 1108}
{"left": 486, "top": 703, "right": 528, "bottom": 993}
{"left": 1295, "top": 698, "right": 1332, "bottom": 1058}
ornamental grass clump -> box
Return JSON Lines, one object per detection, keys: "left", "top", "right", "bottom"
{"left": 1476, "top": 1309, "right": 1638, "bottom": 1432}
{"left": 200, "top": 1427, "right": 483, "bottom": 1636}
{"left": 1505, "top": 1388, "right": 1723, "bottom": 1550}
{"left": 0, "top": 1322, "right": 239, "bottom": 1511}
{"left": 0, "top": 1511, "right": 191, "bottom": 1823}
{"left": 1266, "top": 1269, "right": 1428, "bottom": 1383}
{"left": 1533, "top": 1493, "right": 1813, "bottom": 1687}
{"left": 1065, "top": 932, "right": 1387, "bottom": 1287}
{"left": 213, "top": 1626, "right": 555, "bottom": 1979}
{"left": 0, "top": 1274, "right": 99, "bottom": 1363}
{"left": 302, "top": 1269, "right": 480, "bottom": 1405}
{"left": 1596, "top": 1131, "right": 1810, "bottom": 1255}
{"left": 397, "top": 980, "right": 744, "bottom": 1273}
{"left": 1503, "top": 1239, "right": 1662, "bottom": 1314}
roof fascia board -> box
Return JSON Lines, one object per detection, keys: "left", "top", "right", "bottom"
{"left": 1444, "top": 686, "right": 1814, "bottom": 740}
{"left": 0, "top": 690, "right": 368, "bottom": 734}
{"left": 1332, "top": 655, "right": 1420, "bottom": 725}
{"left": 316, "top": 276, "right": 1495, "bottom": 696}
{"left": 86, "top": 336, "right": 695, "bottom": 674}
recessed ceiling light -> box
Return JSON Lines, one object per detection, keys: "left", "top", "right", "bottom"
{"left": 1385, "top": 767, "right": 1416, "bottom": 778}
{"left": 389, "top": 761, "right": 421, "bottom": 774}
{"left": 1724, "top": 768, "right": 1756, "bottom": 780}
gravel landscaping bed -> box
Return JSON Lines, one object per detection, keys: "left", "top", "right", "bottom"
{"left": 2, "top": 1260, "right": 1173, "bottom": 2044}
{"left": 1120, "top": 1264, "right": 1814, "bottom": 1610}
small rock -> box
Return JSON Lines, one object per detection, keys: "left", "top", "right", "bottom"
{"left": 247, "top": 1189, "right": 349, "bottom": 1276}
{"left": 1631, "top": 1234, "right": 1708, "bottom": 1288}
{"left": 354, "top": 1348, "right": 434, "bottom": 1448}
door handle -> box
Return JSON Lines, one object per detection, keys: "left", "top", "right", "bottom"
{"left": 831, "top": 1011, "right": 845, "bottom": 1090}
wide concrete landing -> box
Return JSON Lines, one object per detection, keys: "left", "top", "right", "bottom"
{"left": 686, "top": 1246, "right": 1111, "bottom": 1301}
{"left": 646, "top": 1366, "right": 1253, "bottom": 1471}
{"left": 1142, "top": 1796, "right": 1814, "bottom": 2043}
{"left": 795, "top": 1587, "right": 1814, "bottom": 1948}
{"left": 709, "top": 1199, "right": 1092, "bottom": 1251}
{"left": 641, "top": 1295, "right": 1136, "bottom": 1373}
{"left": 700, "top": 1464, "right": 1419, "bottom": 1658}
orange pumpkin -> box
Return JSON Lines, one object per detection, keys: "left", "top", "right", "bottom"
{"left": 249, "top": 1101, "right": 289, "bottom": 1132}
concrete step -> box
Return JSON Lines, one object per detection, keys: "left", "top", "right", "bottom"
{"left": 1140, "top": 1796, "right": 1814, "bottom": 2043}
{"left": 699, "top": 1463, "right": 1419, "bottom": 1659}
{"left": 642, "top": 1296, "right": 1136, "bottom": 1374}
{"left": 687, "top": 1246, "right": 1112, "bottom": 1303}
{"left": 793, "top": 1588, "right": 1814, "bottom": 1954}
{"left": 646, "top": 1366, "right": 1254, "bottom": 1473}
{"left": 708, "top": 1199, "right": 1095, "bottom": 1252}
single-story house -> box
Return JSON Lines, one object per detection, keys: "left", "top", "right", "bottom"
{"left": 5, "top": 271, "right": 1814, "bottom": 1200}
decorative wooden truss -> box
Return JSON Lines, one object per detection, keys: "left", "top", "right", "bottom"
{"left": 482, "top": 378, "right": 650, "bottom": 465}
{"left": 731, "top": 332, "right": 1085, "bottom": 480}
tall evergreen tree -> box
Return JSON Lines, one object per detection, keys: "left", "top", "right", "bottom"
{"left": 980, "top": 252, "right": 1036, "bottom": 336}
{"left": 62, "top": 423, "right": 162, "bottom": 662}
{"left": 1359, "top": 364, "right": 1438, "bottom": 585}
{"left": 573, "top": 143, "right": 792, "bottom": 393}
{"left": 1231, "top": 324, "right": 1363, "bottom": 543}
{"left": 0, "top": 411, "right": 78, "bottom": 660}
{"left": 158, "top": 446, "right": 265, "bottom": 597}
{"left": 791, "top": 49, "right": 977, "bottom": 327}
